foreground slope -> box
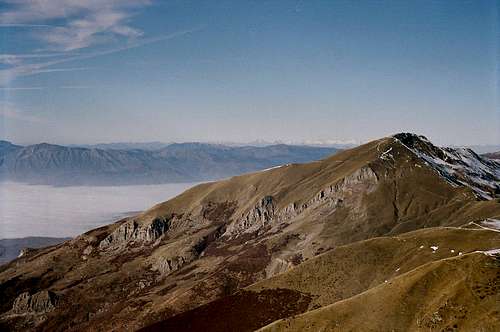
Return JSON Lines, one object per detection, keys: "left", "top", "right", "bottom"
{"left": 260, "top": 250, "right": 500, "bottom": 332}
{"left": 143, "top": 227, "right": 500, "bottom": 332}
{"left": 1, "top": 133, "right": 499, "bottom": 331}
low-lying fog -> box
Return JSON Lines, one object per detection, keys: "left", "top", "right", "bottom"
{"left": 0, "top": 182, "right": 198, "bottom": 239}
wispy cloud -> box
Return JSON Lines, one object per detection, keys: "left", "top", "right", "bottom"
{"left": 0, "top": 86, "right": 44, "bottom": 91}
{"left": 0, "top": 102, "right": 44, "bottom": 123}
{"left": 0, "top": 53, "right": 74, "bottom": 65}
{"left": 0, "top": 85, "right": 99, "bottom": 91}
{"left": 1, "top": 0, "right": 151, "bottom": 51}
{"left": 58, "top": 85, "right": 95, "bottom": 89}
{"left": 0, "top": 27, "right": 202, "bottom": 86}
{"left": 0, "top": 23, "right": 55, "bottom": 28}
{"left": 29, "top": 67, "right": 91, "bottom": 74}
{"left": 0, "top": 1, "right": 203, "bottom": 86}
{"left": 40, "top": 11, "right": 144, "bottom": 51}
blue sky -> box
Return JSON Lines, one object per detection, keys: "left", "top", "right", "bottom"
{"left": 0, "top": 0, "right": 498, "bottom": 145}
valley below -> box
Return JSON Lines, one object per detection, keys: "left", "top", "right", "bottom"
{"left": 0, "top": 182, "right": 198, "bottom": 263}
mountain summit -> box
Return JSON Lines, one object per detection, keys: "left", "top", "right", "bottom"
{"left": 393, "top": 133, "right": 500, "bottom": 199}
{"left": 1, "top": 133, "right": 499, "bottom": 331}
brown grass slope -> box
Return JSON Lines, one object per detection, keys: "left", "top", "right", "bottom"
{"left": 1, "top": 134, "right": 499, "bottom": 331}
{"left": 259, "top": 251, "right": 500, "bottom": 332}
{"left": 143, "top": 227, "right": 500, "bottom": 332}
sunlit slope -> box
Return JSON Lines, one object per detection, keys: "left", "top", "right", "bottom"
{"left": 260, "top": 251, "right": 500, "bottom": 332}
{"left": 143, "top": 227, "right": 500, "bottom": 332}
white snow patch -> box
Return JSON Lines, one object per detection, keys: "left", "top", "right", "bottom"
{"left": 469, "top": 221, "right": 500, "bottom": 233}
{"left": 380, "top": 147, "right": 393, "bottom": 160}
{"left": 394, "top": 135, "right": 500, "bottom": 200}
{"left": 259, "top": 164, "right": 290, "bottom": 172}
{"left": 430, "top": 246, "right": 439, "bottom": 252}
{"left": 481, "top": 219, "right": 500, "bottom": 230}
{"left": 458, "top": 252, "right": 463, "bottom": 256}
{"left": 482, "top": 248, "right": 500, "bottom": 256}
{"left": 450, "top": 249, "right": 455, "bottom": 253}
{"left": 419, "top": 245, "right": 424, "bottom": 249}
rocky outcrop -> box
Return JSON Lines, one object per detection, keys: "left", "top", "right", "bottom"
{"left": 18, "top": 247, "right": 35, "bottom": 258}
{"left": 99, "top": 217, "right": 170, "bottom": 250}
{"left": 12, "top": 291, "right": 57, "bottom": 314}
{"left": 153, "top": 255, "right": 193, "bottom": 275}
{"left": 294, "top": 166, "right": 379, "bottom": 213}
{"left": 151, "top": 237, "right": 207, "bottom": 276}
{"left": 224, "top": 166, "right": 379, "bottom": 237}
{"left": 224, "top": 196, "right": 276, "bottom": 236}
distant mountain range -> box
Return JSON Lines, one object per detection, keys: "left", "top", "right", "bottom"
{"left": 0, "top": 140, "right": 339, "bottom": 186}
{"left": 71, "top": 140, "right": 358, "bottom": 150}
{"left": 70, "top": 142, "right": 171, "bottom": 151}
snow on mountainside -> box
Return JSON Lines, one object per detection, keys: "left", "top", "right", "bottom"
{"left": 393, "top": 133, "right": 500, "bottom": 200}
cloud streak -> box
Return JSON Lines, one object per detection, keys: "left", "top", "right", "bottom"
{"left": 0, "top": 86, "right": 43, "bottom": 91}
{"left": 0, "top": 23, "right": 55, "bottom": 28}
{"left": 0, "top": 53, "right": 75, "bottom": 65}
{"left": 0, "top": 27, "right": 203, "bottom": 86}
{"left": 0, "top": 1, "right": 203, "bottom": 86}
{"left": 1, "top": 0, "right": 151, "bottom": 51}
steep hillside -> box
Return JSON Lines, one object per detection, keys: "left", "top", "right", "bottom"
{"left": 143, "top": 227, "right": 500, "bottom": 332}
{"left": 0, "top": 133, "right": 499, "bottom": 331}
{"left": 260, "top": 250, "right": 500, "bottom": 332}
{"left": 0, "top": 142, "right": 338, "bottom": 185}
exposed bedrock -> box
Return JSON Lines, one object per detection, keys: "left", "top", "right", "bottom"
{"left": 99, "top": 217, "right": 170, "bottom": 249}
{"left": 225, "top": 166, "right": 378, "bottom": 238}
{"left": 12, "top": 291, "right": 57, "bottom": 315}
{"left": 151, "top": 232, "right": 214, "bottom": 276}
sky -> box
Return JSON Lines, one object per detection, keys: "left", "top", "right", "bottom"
{"left": 0, "top": 0, "right": 498, "bottom": 146}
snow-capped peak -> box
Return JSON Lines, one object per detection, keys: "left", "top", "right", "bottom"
{"left": 393, "top": 133, "right": 500, "bottom": 200}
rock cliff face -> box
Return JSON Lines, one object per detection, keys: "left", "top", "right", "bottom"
{"left": 12, "top": 291, "right": 57, "bottom": 315}
{"left": 225, "top": 196, "right": 276, "bottom": 237}
{"left": 151, "top": 238, "right": 206, "bottom": 276}
{"left": 224, "top": 166, "right": 378, "bottom": 238}
{"left": 99, "top": 217, "right": 171, "bottom": 249}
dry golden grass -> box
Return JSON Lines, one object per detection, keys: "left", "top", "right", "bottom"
{"left": 259, "top": 250, "right": 500, "bottom": 332}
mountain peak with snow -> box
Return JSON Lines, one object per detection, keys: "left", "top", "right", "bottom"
{"left": 393, "top": 133, "right": 500, "bottom": 200}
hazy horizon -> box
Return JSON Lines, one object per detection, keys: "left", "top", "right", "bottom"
{"left": 2, "top": 135, "right": 500, "bottom": 150}
{"left": 1, "top": 1, "right": 499, "bottom": 146}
